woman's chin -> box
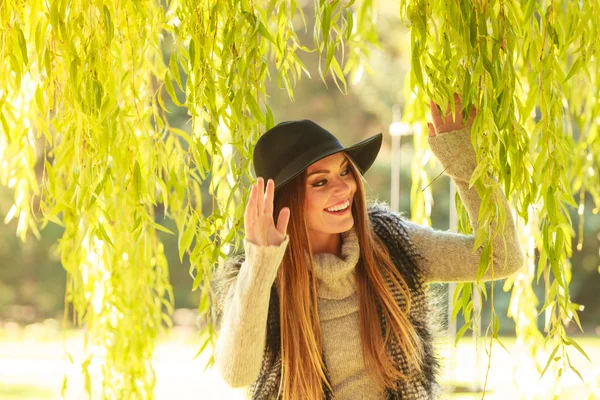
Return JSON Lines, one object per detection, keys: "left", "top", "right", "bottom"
{"left": 324, "top": 214, "right": 354, "bottom": 232}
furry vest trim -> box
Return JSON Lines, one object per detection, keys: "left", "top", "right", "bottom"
{"left": 211, "top": 203, "right": 441, "bottom": 399}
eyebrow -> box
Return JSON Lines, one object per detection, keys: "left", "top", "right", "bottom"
{"left": 307, "top": 157, "right": 349, "bottom": 178}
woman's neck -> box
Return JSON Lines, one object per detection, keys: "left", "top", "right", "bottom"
{"left": 309, "top": 231, "right": 342, "bottom": 256}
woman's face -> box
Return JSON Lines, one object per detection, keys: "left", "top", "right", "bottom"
{"left": 304, "top": 152, "right": 357, "bottom": 237}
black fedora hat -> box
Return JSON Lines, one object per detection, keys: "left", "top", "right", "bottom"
{"left": 253, "top": 119, "right": 383, "bottom": 191}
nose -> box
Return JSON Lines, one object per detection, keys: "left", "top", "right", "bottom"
{"left": 331, "top": 176, "right": 353, "bottom": 197}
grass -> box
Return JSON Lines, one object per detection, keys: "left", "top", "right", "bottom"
{"left": 0, "top": 328, "right": 598, "bottom": 399}
{"left": 0, "top": 383, "right": 54, "bottom": 400}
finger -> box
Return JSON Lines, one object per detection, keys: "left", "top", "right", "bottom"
{"left": 447, "top": 94, "right": 463, "bottom": 124}
{"left": 430, "top": 100, "right": 444, "bottom": 128}
{"left": 264, "top": 179, "right": 274, "bottom": 217}
{"left": 277, "top": 207, "right": 291, "bottom": 235}
{"left": 256, "top": 177, "right": 264, "bottom": 215}
{"left": 427, "top": 122, "right": 436, "bottom": 137}
{"left": 244, "top": 184, "right": 257, "bottom": 227}
{"left": 448, "top": 93, "right": 464, "bottom": 124}
{"left": 467, "top": 105, "right": 476, "bottom": 126}
{"left": 453, "top": 93, "right": 463, "bottom": 106}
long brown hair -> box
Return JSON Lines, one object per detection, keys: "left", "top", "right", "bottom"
{"left": 272, "top": 154, "right": 424, "bottom": 399}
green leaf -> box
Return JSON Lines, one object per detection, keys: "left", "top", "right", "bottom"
{"left": 179, "top": 212, "right": 197, "bottom": 262}
{"left": 257, "top": 21, "right": 275, "bottom": 45}
{"left": 157, "top": 179, "right": 170, "bottom": 212}
{"left": 322, "top": 1, "right": 331, "bottom": 48}
{"left": 494, "top": 337, "right": 510, "bottom": 353}
{"left": 169, "top": 55, "right": 183, "bottom": 91}
{"left": 171, "top": 127, "right": 191, "bottom": 144}
{"left": 451, "top": 296, "right": 463, "bottom": 318}
{"left": 524, "top": 0, "right": 536, "bottom": 20}
{"left": 476, "top": 242, "right": 491, "bottom": 281}
{"left": 45, "top": 159, "right": 56, "bottom": 192}
{"left": 564, "top": 338, "right": 592, "bottom": 363}
{"left": 157, "top": 90, "right": 170, "bottom": 113}
{"left": 194, "top": 332, "right": 212, "bottom": 360}
{"left": 473, "top": 225, "right": 489, "bottom": 251}
{"left": 50, "top": 0, "right": 60, "bottom": 30}
{"left": 16, "top": 26, "right": 28, "bottom": 67}
{"left": 455, "top": 323, "right": 470, "bottom": 346}
{"left": 164, "top": 70, "right": 183, "bottom": 106}
{"left": 265, "top": 103, "right": 274, "bottom": 130}
{"left": 452, "top": 283, "right": 464, "bottom": 306}
{"left": 546, "top": 187, "right": 557, "bottom": 222}
{"left": 133, "top": 160, "right": 143, "bottom": 202}
{"left": 568, "top": 363, "right": 584, "bottom": 383}
{"left": 189, "top": 38, "right": 196, "bottom": 69}
{"left": 325, "top": 40, "right": 335, "bottom": 75}
{"left": 192, "top": 270, "right": 203, "bottom": 291}
{"left": 462, "top": 69, "right": 471, "bottom": 102}
{"left": 469, "top": 160, "right": 488, "bottom": 189}
{"left": 103, "top": 5, "right": 114, "bottom": 45}
{"left": 461, "top": 283, "right": 472, "bottom": 309}
{"left": 345, "top": 9, "right": 354, "bottom": 41}
{"left": 550, "top": 255, "right": 564, "bottom": 290}
{"left": 492, "top": 311, "right": 500, "bottom": 336}
{"left": 97, "top": 223, "right": 114, "bottom": 248}
{"left": 564, "top": 57, "right": 581, "bottom": 82}
{"left": 132, "top": 212, "right": 142, "bottom": 233}
{"left": 330, "top": 57, "right": 347, "bottom": 93}
{"left": 245, "top": 93, "right": 265, "bottom": 124}
{"left": 150, "top": 221, "right": 174, "bottom": 235}
{"left": 411, "top": 41, "right": 425, "bottom": 88}
{"left": 536, "top": 247, "right": 548, "bottom": 284}
{"left": 199, "top": 283, "right": 210, "bottom": 311}
{"left": 568, "top": 304, "right": 584, "bottom": 333}
{"left": 540, "top": 344, "right": 560, "bottom": 379}
{"left": 61, "top": 375, "right": 68, "bottom": 398}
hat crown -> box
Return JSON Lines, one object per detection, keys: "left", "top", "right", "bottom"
{"left": 253, "top": 120, "right": 343, "bottom": 184}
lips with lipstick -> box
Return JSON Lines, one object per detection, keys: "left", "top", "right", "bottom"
{"left": 324, "top": 198, "right": 351, "bottom": 215}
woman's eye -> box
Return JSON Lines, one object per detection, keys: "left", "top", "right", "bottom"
{"left": 311, "top": 168, "right": 350, "bottom": 187}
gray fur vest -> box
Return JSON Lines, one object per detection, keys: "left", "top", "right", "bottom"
{"left": 213, "top": 203, "right": 441, "bottom": 399}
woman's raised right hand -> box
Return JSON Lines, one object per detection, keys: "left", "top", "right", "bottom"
{"left": 244, "top": 177, "right": 291, "bottom": 247}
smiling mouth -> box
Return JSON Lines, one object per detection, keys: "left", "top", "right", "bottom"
{"left": 324, "top": 199, "right": 351, "bottom": 214}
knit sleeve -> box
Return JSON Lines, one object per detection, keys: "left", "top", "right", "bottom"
{"left": 213, "top": 235, "right": 289, "bottom": 387}
{"left": 404, "top": 126, "right": 524, "bottom": 283}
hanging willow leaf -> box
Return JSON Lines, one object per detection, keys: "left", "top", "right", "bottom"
{"left": 103, "top": 5, "right": 114, "bottom": 45}
{"left": 179, "top": 212, "right": 197, "bottom": 262}
{"left": 540, "top": 344, "right": 560, "bottom": 379}
{"left": 16, "top": 25, "right": 28, "bottom": 66}
{"left": 169, "top": 55, "right": 183, "bottom": 91}
{"left": 469, "top": 160, "right": 488, "bottom": 189}
{"left": 164, "top": 70, "right": 184, "bottom": 106}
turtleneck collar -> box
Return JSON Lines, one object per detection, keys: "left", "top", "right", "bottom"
{"left": 308, "top": 227, "right": 361, "bottom": 300}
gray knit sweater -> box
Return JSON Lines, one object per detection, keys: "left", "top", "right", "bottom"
{"left": 212, "top": 126, "right": 525, "bottom": 399}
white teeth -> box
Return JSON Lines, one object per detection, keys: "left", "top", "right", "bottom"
{"left": 326, "top": 199, "right": 350, "bottom": 212}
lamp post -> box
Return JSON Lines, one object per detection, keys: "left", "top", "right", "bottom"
{"left": 448, "top": 182, "right": 458, "bottom": 386}
{"left": 389, "top": 104, "right": 412, "bottom": 212}
{"left": 448, "top": 179, "right": 483, "bottom": 394}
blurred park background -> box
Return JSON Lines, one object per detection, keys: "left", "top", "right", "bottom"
{"left": 1, "top": 0, "right": 599, "bottom": 399}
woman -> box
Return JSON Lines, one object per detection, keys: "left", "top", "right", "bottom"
{"left": 211, "top": 96, "right": 524, "bottom": 400}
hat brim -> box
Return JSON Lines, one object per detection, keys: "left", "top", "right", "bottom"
{"left": 274, "top": 132, "right": 383, "bottom": 191}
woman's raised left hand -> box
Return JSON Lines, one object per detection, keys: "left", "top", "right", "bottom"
{"left": 427, "top": 93, "right": 476, "bottom": 137}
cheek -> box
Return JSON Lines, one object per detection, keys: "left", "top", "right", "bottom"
{"left": 305, "top": 192, "right": 325, "bottom": 215}
{"left": 304, "top": 192, "right": 329, "bottom": 226}
{"left": 348, "top": 175, "right": 358, "bottom": 196}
